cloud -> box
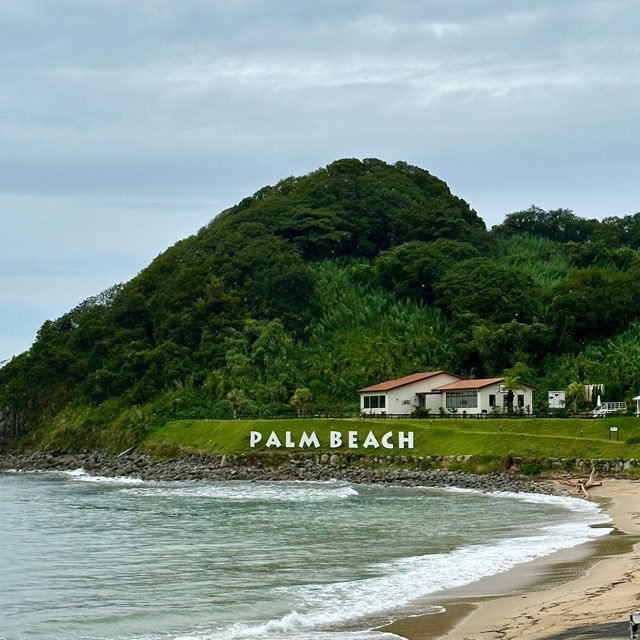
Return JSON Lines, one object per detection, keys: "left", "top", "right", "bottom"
{"left": 1, "top": 0, "right": 640, "bottom": 358}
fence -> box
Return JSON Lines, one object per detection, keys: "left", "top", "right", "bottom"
{"left": 176, "top": 410, "right": 624, "bottom": 422}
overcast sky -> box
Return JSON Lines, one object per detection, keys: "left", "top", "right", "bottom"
{"left": 1, "top": 0, "right": 639, "bottom": 362}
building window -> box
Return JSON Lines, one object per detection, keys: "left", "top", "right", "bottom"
{"left": 363, "top": 395, "right": 386, "bottom": 409}
{"left": 517, "top": 394, "right": 525, "bottom": 408}
{"left": 445, "top": 391, "right": 478, "bottom": 409}
{"left": 489, "top": 394, "right": 496, "bottom": 407}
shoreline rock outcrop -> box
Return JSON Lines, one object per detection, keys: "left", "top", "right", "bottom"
{"left": 0, "top": 450, "right": 558, "bottom": 494}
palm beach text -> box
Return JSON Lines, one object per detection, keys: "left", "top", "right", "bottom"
{"left": 249, "top": 430, "right": 414, "bottom": 449}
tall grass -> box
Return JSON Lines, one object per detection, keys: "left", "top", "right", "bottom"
{"left": 579, "top": 320, "right": 640, "bottom": 393}
{"left": 494, "top": 234, "right": 575, "bottom": 289}
{"left": 306, "top": 261, "right": 455, "bottom": 401}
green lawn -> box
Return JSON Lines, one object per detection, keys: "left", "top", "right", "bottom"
{"left": 140, "top": 416, "right": 640, "bottom": 461}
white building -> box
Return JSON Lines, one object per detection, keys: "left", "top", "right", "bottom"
{"left": 359, "top": 371, "right": 463, "bottom": 415}
{"left": 359, "top": 372, "right": 535, "bottom": 416}
{"left": 548, "top": 390, "right": 566, "bottom": 409}
{"left": 634, "top": 395, "right": 640, "bottom": 416}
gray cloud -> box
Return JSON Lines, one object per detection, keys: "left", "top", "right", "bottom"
{"left": 1, "top": 0, "right": 639, "bottom": 359}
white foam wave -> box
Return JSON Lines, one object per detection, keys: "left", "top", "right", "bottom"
{"left": 172, "top": 627, "right": 400, "bottom": 640}
{"left": 64, "top": 468, "right": 146, "bottom": 485}
{"left": 435, "top": 486, "right": 612, "bottom": 526}
{"left": 491, "top": 489, "right": 611, "bottom": 517}
{"left": 170, "top": 609, "right": 402, "bottom": 640}
{"left": 121, "top": 482, "right": 359, "bottom": 502}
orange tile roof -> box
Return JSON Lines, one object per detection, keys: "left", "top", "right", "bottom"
{"left": 359, "top": 371, "right": 459, "bottom": 393}
{"left": 433, "top": 377, "right": 505, "bottom": 391}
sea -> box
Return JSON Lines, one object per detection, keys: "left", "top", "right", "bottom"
{"left": 0, "top": 470, "right": 611, "bottom": 640}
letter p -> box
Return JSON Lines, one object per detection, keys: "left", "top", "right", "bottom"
{"left": 250, "top": 431, "right": 262, "bottom": 448}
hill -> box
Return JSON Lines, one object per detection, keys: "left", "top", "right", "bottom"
{"left": 2, "top": 159, "right": 640, "bottom": 452}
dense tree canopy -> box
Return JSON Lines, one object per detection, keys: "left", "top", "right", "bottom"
{"left": 3, "top": 160, "right": 640, "bottom": 448}
{"left": 434, "top": 258, "right": 541, "bottom": 324}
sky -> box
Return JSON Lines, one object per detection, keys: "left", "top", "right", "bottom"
{"left": 1, "top": 0, "right": 639, "bottom": 361}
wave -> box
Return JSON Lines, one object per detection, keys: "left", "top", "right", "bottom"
{"left": 169, "top": 611, "right": 405, "bottom": 640}
{"left": 120, "top": 482, "right": 359, "bottom": 503}
{"left": 419, "top": 485, "right": 611, "bottom": 528}
{"left": 64, "top": 468, "right": 147, "bottom": 485}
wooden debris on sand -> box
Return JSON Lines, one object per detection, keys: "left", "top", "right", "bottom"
{"left": 559, "top": 467, "right": 603, "bottom": 497}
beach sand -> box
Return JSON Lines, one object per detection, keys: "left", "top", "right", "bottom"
{"left": 384, "top": 478, "right": 640, "bottom": 640}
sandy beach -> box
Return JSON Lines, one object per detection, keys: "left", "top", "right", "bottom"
{"left": 387, "top": 478, "right": 640, "bottom": 640}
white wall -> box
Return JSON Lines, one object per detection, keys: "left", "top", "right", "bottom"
{"left": 473, "top": 384, "right": 533, "bottom": 415}
{"left": 360, "top": 372, "right": 462, "bottom": 415}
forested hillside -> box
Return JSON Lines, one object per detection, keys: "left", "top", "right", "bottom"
{"left": 2, "top": 159, "right": 640, "bottom": 450}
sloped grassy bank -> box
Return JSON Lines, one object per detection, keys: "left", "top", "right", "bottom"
{"left": 139, "top": 416, "right": 640, "bottom": 475}
{"left": 5, "top": 416, "right": 640, "bottom": 478}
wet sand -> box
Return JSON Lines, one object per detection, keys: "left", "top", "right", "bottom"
{"left": 382, "top": 479, "right": 640, "bottom": 640}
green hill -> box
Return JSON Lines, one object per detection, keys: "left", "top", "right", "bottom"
{"left": 2, "top": 159, "right": 640, "bottom": 453}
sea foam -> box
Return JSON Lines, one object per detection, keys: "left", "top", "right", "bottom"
{"left": 121, "top": 482, "right": 359, "bottom": 502}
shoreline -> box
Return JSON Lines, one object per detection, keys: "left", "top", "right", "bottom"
{"left": 384, "top": 479, "right": 640, "bottom": 640}
{"left": 0, "top": 450, "right": 557, "bottom": 494}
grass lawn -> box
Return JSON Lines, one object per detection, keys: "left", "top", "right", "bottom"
{"left": 141, "top": 416, "right": 640, "bottom": 461}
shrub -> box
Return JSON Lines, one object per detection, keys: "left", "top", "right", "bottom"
{"left": 520, "top": 461, "right": 543, "bottom": 476}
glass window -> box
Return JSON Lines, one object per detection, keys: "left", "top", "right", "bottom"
{"left": 446, "top": 391, "right": 478, "bottom": 409}
{"left": 363, "top": 394, "right": 386, "bottom": 409}
{"left": 517, "top": 394, "right": 525, "bottom": 407}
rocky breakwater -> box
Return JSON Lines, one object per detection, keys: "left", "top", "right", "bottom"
{"left": 0, "top": 450, "right": 558, "bottom": 494}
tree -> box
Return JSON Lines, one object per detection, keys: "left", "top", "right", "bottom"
{"left": 290, "top": 388, "right": 312, "bottom": 417}
{"left": 566, "top": 382, "right": 586, "bottom": 414}
{"left": 227, "top": 389, "right": 249, "bottom": 419}
{"left": 493, "top": 206, "right": 600, "bottom": 243}
{"left": 601, "top": 212, "right": 640, "bottom": 250}
{"left": 375, "top": 239, "right": 480, "bottom": 302}
{"left": 502, "top": 376, "right": 521, "bottom": 416}
{"left": 549, "top": 267, "right": 640, "bottom": 347}
{"left": 435, "top": 259, "right": 541, "bottom": 324}
{"left": 471, "top": 321, "right": 552, "bottom": 374}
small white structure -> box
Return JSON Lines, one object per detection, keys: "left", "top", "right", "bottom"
{"left": 633, "top": 396, "right": 640, "bottom": 417}
{"left": 359, "top": 372, "right": 535, "bottom": 416}
{"left": 548, "top": 391, "right": 566, "bottom": 409}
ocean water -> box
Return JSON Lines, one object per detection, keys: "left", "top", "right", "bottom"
{"left": 0, "top": 470, "right": 610, "bottom": 640}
